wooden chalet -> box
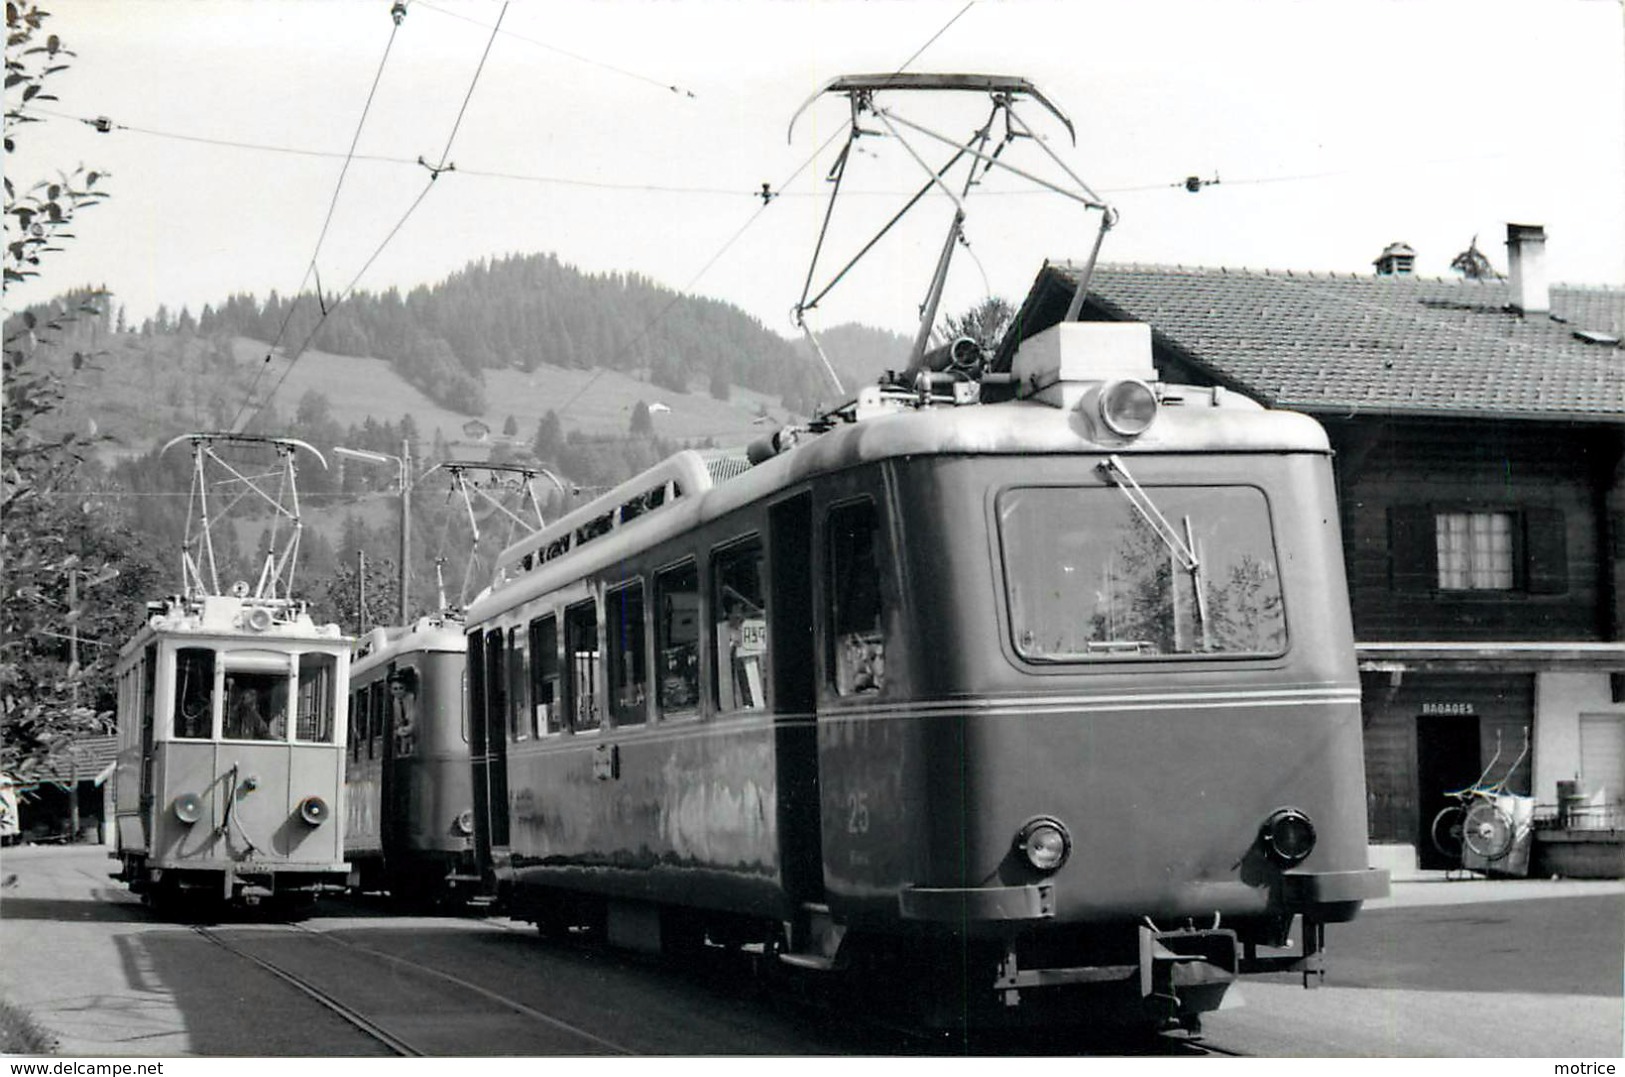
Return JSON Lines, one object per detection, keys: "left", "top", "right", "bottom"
{"left": 1002, "top": 224, "right": 1625, "bottom": 871}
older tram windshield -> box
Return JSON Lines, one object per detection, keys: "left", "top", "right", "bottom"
{"left": 998, "top": 485, "right": 1286, "bottom": 661}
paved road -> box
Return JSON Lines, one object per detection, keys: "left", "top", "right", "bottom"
{"left": 3, "top": 844, "right": 1620, "bottom": 1056}
{"left": 1200, "top": 877, "right": 1625, "bottom": 1056}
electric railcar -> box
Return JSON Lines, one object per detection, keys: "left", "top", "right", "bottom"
{"left": 111, "top": 433, "right": 351, "bottom": 914}
{"left": 344, "top": 614, "right": 478, "bottom": 904}
{"left": 111, "top": 591, "right": 351, "bottom": 912}
{"left": 462, "top": 321, "right": 1389, "bottom": 1030}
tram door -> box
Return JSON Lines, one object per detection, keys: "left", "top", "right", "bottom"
{"left": 770, "top": 492, "right": 822, "bottom": 902}
{"left": 1416, "top": 714, "right": 1480, "bottom": 868}
{"left": 381, "top": 661, "right": 414, "bottom": 857}
{"left": 468, "top": 630, "right": 498, "bottom": 876}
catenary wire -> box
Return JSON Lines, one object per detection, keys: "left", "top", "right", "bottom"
{"left": 233, "top": 5, "right": 508, "bottom": 430}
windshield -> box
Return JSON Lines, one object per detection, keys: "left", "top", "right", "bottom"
{"left": 998, "top": 484, "right": 1287, "bottom": 661}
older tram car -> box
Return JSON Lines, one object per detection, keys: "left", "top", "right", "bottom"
{"left": 344, "top": 614, "right": 477, "bottom": 903}
{"left": 112, "top": 592, "right": 351, "bottom": 911}
{"left": 464, "top": 321, "right": 1388, "bottom": 1029}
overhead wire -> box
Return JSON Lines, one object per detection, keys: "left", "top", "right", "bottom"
{"left": 232, "top": 3, "right": 510, "bottom": 432}
{"left": 413, "top": 0, "right": 697, "bottom": 99}
{"left": 549, "top": 124, "right": 847, "bottom": 417}
{"left": 235, "top": 14, "right": 407, "bottom": 430}
{"left": 554, "top": 3, "right": 989, "bottom": 417}
{"left": 20, "top": 102, "right": 1522, "bottom": 204}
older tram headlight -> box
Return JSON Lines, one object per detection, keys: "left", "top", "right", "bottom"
{"left": 1096, "top": 379, "right": 1159, "bottom": 437}
{"left": 1260, "top": 807, "right": 1317, "bottom": 865}
{"left": 452, "top": 809, "right": 475, "bottom": 836}
{"left": 1014, "top": 816, "right": 1072, "bottom": 873}
{"left": 172, "top": 793, "right": 203, "bottom": 825}
{"left": 297, "top": 795, "right": 331, "bottom": 827}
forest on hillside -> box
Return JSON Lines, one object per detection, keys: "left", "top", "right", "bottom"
{"left": 161, "top": 253, "right": 907, "bottom": 415}
{"left": 4, "top": 257, "right": 916, "bottom": 630}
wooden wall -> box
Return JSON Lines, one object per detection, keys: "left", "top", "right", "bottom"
{"left": 1328, "top": 418, "right": 1616, "bottom": 643}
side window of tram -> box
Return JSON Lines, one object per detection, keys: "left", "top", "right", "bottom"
{"left": 174, "top": 648, "right": 215, "bottom": 739}
{"left": 371, "top": 681, "right": 390, "bottom": 757}
{"left": 655, "top": 560, "right": 701, "bottom": 719}
{"left": 608, "top": 582, "right": 647, "bottom": 726}
{"left": 350, "top": 687, "right": 366, "bottom": 761}
{"left": 508, "top": 626, "right": 530, "bottom": 742}
{"left": 529, "top": 614, "right": 561, "bottom": 736}
{"left": 713, "top": 541, "right": 768, "bottom": 712}
{"left": 484, "top": 628, "right": 509, "bottom": 745}
{"left": 829, "top": 500, "right": 887, "bottom": 696}
{"left": 297, "top": 653, "right": 335, "bottom": 743}
{"left": 565, "top": 600, "right": 601, "bottom": 732}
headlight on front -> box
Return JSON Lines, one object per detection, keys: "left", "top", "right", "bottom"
{"left": 297, "top": 795, "right": 331, "bottom": 827}
{"left": 1015, "top": 816, "right": 1072, "bottom": 873}
{"left": 1260, "top": 807, "right": 1316, "bottom": 865}
{"left": 452, "top": 809, "right": 475, "bottom": 836}
{"left": 172, "top": 793, "right": 203, "bottom": 825}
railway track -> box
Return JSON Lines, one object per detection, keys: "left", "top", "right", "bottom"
{"left": 190, "top": 922, "right": 635, "bottom": 1056}
{"left": 190, "top": 914, "right": 1250, "bottom": 1056}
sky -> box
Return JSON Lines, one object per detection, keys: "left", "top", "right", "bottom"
{"left": 6, "top": 0, "right": 1624, "bottom": 341}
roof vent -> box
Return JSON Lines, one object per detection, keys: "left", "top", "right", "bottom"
{"left": 1373, "top": 241, "right": 1415, "bottom": 277}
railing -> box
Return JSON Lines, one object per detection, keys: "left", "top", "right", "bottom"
{"left": 1532, "top": 800, "right": 1624, "bottom": 832}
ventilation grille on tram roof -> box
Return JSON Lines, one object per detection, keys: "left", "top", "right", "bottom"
{"left": 495, "top": 448, "right": 751, "bottom": 587}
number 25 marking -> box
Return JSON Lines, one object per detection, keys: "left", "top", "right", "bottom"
{"left": 847, "top": 790, "right": 870, "bottom": 834}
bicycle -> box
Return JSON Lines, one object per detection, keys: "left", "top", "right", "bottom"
{"left": 1428, "top": 726, "right": 1529, "bottom": 865}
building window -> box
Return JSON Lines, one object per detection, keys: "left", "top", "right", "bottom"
{"left": 1436, "top": 512, "right": 1514, "bottom": 591}
{"left": 1389, "top": 505, "right": 1567, "bottom": 595}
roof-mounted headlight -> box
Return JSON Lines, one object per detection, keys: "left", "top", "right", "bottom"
{"left": 1095, "top": 379, "right": 1159, "bottom": 437}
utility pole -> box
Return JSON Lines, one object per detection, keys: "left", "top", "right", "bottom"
{"left": 357, "top": 549, "right": 367, "bottom": 634}
{"left": 398, "top": 439, "right": 412, "bottom": 625}
{"left": 67, "top": 569, "right": 79, "bottom": 842}
{"left": 335, "top": 441, "right": 413, "bottom": 626}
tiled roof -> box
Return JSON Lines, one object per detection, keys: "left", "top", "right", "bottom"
{"left": 1009, "top": 262, "right": 1625, "bottom": 422}
{"left": 30, "top": 735, "right": 119, "bottom": 786}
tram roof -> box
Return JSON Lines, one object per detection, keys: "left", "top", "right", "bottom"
{"left": 352, "top": 614, "right": 467, "bottom": 677}
{"left": 466, "top": 386, "right": 1327, "bottom": 622}
{"left": 117, "top": 594, "right": 348, "bottom": 663}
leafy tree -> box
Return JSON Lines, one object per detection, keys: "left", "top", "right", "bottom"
{"left": 2, "top": 2, "right": 129, "bottom": 783}
{"left": 309, "top": 554, "right": 400, "bottom": 636}
{"left": 502, "top": 414, "right": 519, "bottom": 438}
{"left": 940, "top": 296, "right": 1014, "bottom": 356}
{"left": 630, "top": 399, "right": 653, "bottom": 436}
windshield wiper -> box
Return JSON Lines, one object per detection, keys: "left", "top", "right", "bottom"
{"left": 1098, "top": 455, "right": 1208, "bottom": 629}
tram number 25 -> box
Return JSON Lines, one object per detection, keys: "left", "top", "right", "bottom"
{"left": 846, "top": 790, "right": 870, "bottom": 834}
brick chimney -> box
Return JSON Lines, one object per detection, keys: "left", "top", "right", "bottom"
{"left": 1505, "top": 223, "right": 1549, "bottom": 314}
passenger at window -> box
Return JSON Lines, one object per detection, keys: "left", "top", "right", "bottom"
{"left": 390, "top": 669, "right": 418, "bottom": 757}
{"left": 226, "top": 690, "right": 274, "bottom": 740}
